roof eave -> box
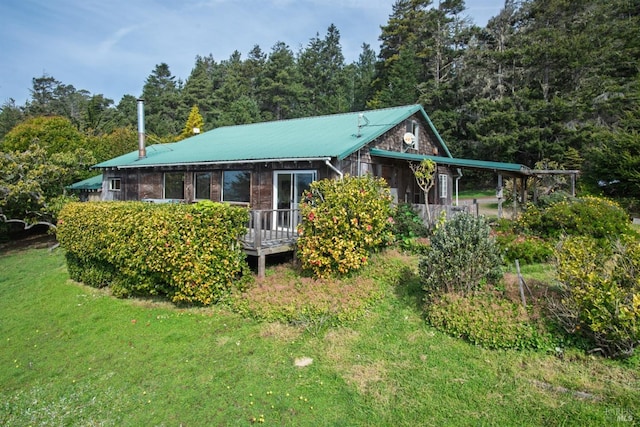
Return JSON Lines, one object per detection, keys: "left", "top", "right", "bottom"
{"left": 95, "top": 156, "right": 333, "bottom": 170}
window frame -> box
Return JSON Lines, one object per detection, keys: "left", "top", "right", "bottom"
{"left": 109, "top": 178, "right": 121, "bottom": 191}
{"left": 193, "top": 172, "right": 212, "bottom": 200}
{"left": 439, "top": 173, "right": 448, "bottom": 199}
{"left": 222, "top": 170, "right": 251, "bottom": 204}
{"left": 163, "top": 172, "right": 185, "bottom": 200}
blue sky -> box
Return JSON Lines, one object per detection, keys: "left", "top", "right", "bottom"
{"left": 0, "top": 0, "right": 504, "bottom": 106}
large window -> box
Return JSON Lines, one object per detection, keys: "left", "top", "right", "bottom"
{"left": 164, "top": 172, "right": 185, "bottom": 199}
{"left": 222, "top": 170, "right": 251, "bottom": 203}
{"left": 194, "top": 172, "right": 211, "bottom": 200}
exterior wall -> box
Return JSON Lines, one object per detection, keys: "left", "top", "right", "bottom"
{"left": 339, "top": 113, "right": 453, "bottom": 205}
{"left": 100, "top": 160, "right": 335, "bottom": 209}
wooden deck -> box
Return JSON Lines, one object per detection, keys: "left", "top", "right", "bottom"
{"left": 240, "top": 209, "right": 300, "bottom": 278}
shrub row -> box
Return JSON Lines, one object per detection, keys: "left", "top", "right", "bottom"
{"left": 57, "top": 201, "right": 250, "bottom": 305}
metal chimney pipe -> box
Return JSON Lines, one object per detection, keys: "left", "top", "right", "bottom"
{"left": 137, "top": 99, "right": 146, "bottom": 159}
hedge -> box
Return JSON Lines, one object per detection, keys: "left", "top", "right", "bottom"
{"left": 57, "top": 201, "right": 250, "bottom": 305}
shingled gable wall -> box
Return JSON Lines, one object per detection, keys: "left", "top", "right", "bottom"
{"left": 339, "top": 112, "right": 453, "bottom": 205}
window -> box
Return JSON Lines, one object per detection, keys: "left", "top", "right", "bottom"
{"left": 109, "top": 178, "right": 121, "bottom": 191}
{"left": 223, "top": 170, "right": 251, "bottom": 203}
{"left": 439, "top": 174, "right": 448, "bottom": 199}
{"left": 194, "top": 172, "right": 211, "bottom": 200}
{"left": 164, "top": 172, "right": 185, "bottom": 199}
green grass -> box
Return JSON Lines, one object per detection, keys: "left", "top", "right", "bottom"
{"left": 458, "top": 189, "right": 496, "bottom": 199}
{"left": 1, "top": 248, "right": 639, "bottom": 426}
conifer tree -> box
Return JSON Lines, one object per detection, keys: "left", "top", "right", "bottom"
{"left": 179, "top": 105, "right": 204, "bottom": 140}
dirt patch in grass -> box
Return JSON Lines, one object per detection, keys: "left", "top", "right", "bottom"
{"left": 259, "top": 322, "right": 304, "bottom": 342}
{"left": 346, "top": 361, "right": 388, "bottom": 396}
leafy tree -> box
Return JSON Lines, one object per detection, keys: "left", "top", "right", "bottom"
{"left": 1, "top": 116, "right": 85, "bottom": 155}
{"left": 258, "top": 42, "right": 304, "bottom": 120}
{"left": 0, "top": 144, "right": 94, "bottom": 222}
{"left": 409, "top": 159, "right": 437, "bottom": 223}
{"left": 86, "top": 126, "right": 138, "bottom": 163}
{"left": 217, "top": 96, "right": 261, "bottom": 127}
{"left": 297, "top": 24, "right": 348, "bottom": 115}
{"left": 180, "top": 54, "right": 217, "bottom": 130}
{"left": 345, "top": 43, "right": 377, "bottom": 111}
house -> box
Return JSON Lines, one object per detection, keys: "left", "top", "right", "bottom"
{"left": 94, "top": 104, "right": 463, "bottom": 209}
{"left": 92, "top": 103, "right": 534, "bottom": 276}
{"left": 66, "top": 174, "right": 103, "bottom": 202}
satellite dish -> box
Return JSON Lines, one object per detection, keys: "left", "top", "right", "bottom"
{"left": 403, "top": 132, "right": 416, "bottom": 146}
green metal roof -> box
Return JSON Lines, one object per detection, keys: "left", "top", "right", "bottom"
{"left": 67, "top": 174, "right": 103, "bottom": 191}
{"left": 369, "top": 149, "right": 532, "bottom": 177}
{"left": 94, "top": 105, "right": 451, "bottom": 169}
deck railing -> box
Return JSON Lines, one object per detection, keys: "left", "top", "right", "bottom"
{"left": 241, "top": 208, "right": 301, "bottom": 251}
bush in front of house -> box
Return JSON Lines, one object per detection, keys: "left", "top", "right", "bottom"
{"left": 57, "top": 201, "right": 250, "bottom": 305}
{"left": 419, "top": 213, "right": 503, "bottom": 297}
{"left": 494, "top": 232, "right": 554, "bottom": 265}
{"left": 391, "top": 203, "right": 430, "bottom": 253}
{"left": 551, "top": 234, "right": 640, "bottom": 358}
{"left": 297, "top": 175, "right": 394, "bottom": 278}
{"left": 517, "top": 196, "right": 633, "bottom": 241}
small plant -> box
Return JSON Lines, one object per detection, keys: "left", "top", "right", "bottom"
{"left": 494, "top": 232, "right": 553, "bottom": 264}
{"left": 419, "top": 213, "right": 503, "bottom": 297}
{"left": 391, "top": 203, "right": 429, "bottom": 253}
{"left": 551, "top": 234, "right": 640, "bottom": 358}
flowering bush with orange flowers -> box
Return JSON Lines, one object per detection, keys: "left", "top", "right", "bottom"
{"left": 296, "top": 175, "right": 394, "bottom": 278}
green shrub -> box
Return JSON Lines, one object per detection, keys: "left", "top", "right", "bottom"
{"left": 390, "top": 203, "right": 430, "bottom": 253}
{"left": 419, "top": 213, "right": 503, "bottom": 297}
{"left": 57, "top": 201, "right": 250, "bottom": 305}
{"left": 391, "top": 203, "right": 429, "bottom": 239}
{"left": 297, "top": 175, "right": 394, "bottom": 278}
{"left": 518, "top": 196, "right": 632, "bottom": 241}
{"left": 426, "top": 292, "right": 552, "bottom": 350}
{"left": 552, "top": 235, "right": 640, "bottom": 358}
{"left": 495, "top": 232, "right": 554, "bottom": 264}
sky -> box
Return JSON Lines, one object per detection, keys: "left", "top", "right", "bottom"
{"left": 0, "top": 0, "right": 504, "bottom": 107}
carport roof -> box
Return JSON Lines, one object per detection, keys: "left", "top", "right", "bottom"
{"left": 369, "top": 148, "right": 532, "bottom": 177}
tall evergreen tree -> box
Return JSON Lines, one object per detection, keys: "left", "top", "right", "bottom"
{"left": 181, "top": 55, "right": 217, "bottom": 131}
{"left": 258, "top": 42, "right": 304, "bottom": 120}
{"left": 141, "top": 63, "right": 182, "bottom": 138}
{"left": 297, "top": 24, "right": 348, "bottom": 116}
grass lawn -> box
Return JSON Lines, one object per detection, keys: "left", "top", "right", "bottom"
{"left": 1, "top": 247, "right": 639, "bottom": 426}
{"left": 458, "top": 189, "right": 496, "bottom": 200}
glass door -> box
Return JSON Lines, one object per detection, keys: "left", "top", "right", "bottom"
{"left": 274, "top": 171, "right": 316, "bottom": 230}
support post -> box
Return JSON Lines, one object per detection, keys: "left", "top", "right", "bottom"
{"left": 497, "top": 174, "right": 503, "bottom": 219}
{"left": 258, "top": 253, "right": 266, "bottom": 279}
